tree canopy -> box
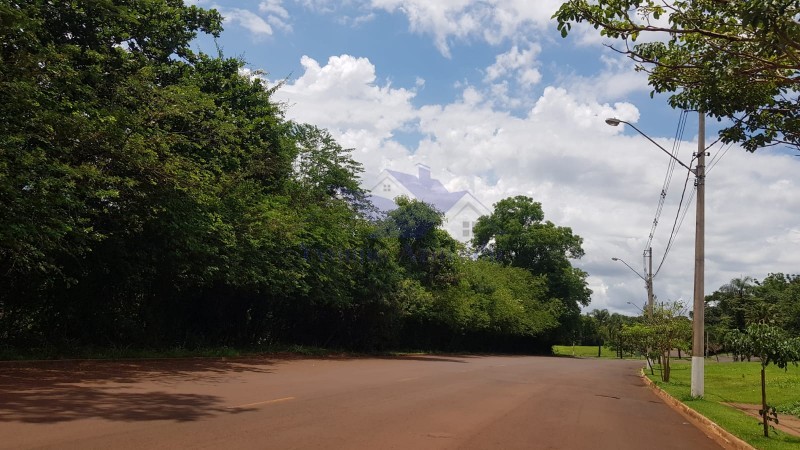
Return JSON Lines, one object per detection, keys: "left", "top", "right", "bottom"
{"left": 472, "top": 196, "right": 591, "bottom": 339}
{"left": 553, "top": 0, "right": 800, "bottom": 151}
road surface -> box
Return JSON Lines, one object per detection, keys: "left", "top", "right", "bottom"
{"left": 0, "top": 355, "right": 721, "bottom": 449}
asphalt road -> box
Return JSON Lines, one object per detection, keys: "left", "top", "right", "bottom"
{"left": 0, "top": 355, "right": 721, "bottom": 449}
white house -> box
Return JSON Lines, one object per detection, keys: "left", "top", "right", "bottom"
{"left": 369, "top": 164, "right": 492, "bottom": 244}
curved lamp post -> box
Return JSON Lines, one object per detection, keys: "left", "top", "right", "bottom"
{"left": 606, "top": 115, "right": 706, "bottom": 398}
{"left": 612, "top": 255, "right": 653, "bottom": 317}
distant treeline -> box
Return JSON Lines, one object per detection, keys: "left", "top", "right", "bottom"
{"left": 575, "top": 274, "right": 800, "bottom": 355}
{"left": 0, "top": 1, "right": 590, "bottom": 353}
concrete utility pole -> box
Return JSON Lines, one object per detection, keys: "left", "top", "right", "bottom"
{"left": 605, "top": 115, "right": 706, "bottom": 397}
{"left": 691, "top": 112, "right": 706, "bottom": 398}
{"left": 645, "top": 247, "right": 654, "bottom": 317}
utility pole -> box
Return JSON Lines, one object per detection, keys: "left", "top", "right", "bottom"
{"left": 645, "top": 247, "right": 654, "bottom": 317}
{"left": 691, "top": 111, "right": 706, "bottom": 398}
{"left": 605, "top": 114, "right": 707, "bottom": 397}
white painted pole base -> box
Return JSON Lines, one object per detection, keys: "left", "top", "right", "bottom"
{"left": 691, "top": 356, "right": 704, "bottom": 398}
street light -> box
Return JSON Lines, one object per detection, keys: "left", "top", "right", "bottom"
{"left": 606, "top": 115, "right": 706, "bottom": 398}
{"left": 626, "top": 301, "right": 646, "bottom": 314}
{"left": 612, "top": 254, "right": 654, "bottom": 317}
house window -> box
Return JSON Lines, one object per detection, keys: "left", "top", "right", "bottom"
{"left": 462, "top": 221, "right": 474, "bottom": 237}
{"left": 383, "top": 183, "right": 391, "bottom": 192}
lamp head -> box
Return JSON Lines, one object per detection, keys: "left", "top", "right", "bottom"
{"left": 611, "top": 257, "right": 619, "bottom": 261}
{"left": 605, "top": 118, "right": 622, "bottom": 126}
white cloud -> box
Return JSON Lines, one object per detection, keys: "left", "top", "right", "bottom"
{"left": 212, "top": 2, "right": 295, "bottom": 37}
{"left": 274, "top": 55, "right": 417, "bottom": 134}
{"left": 293, "top": 0, "right": 340, "bottom": 13}
{"left": 370, "top": 0, "right": 567, "bottom": 55}
{"left": 219, "top": 7, "right": 274, "bottom": 35}
{"left": 260, "top": 0, "right": 293, "bottom": 32}
{"left": 484, "top": 44, "right": 542, "bottom": 87}
{"left": 559, "top": 54, "right": 651, "bottom": 103}
{"left": 271, "top": 55, "right": 419, "bottom": 181}
{"left": 260, "top": 0, "right": 290, "bottom": 19}
{"left": 368, "top": 0, "right": 487, "bottom": 57}
{"left": 340, "top": 13, "right": 377, "bottom": 26}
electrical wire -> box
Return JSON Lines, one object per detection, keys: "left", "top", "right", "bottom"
{"left": 707, "top": 142, "right": 733, "bottom": 174}
{"left": 654, "top": 157, "right": 696, "bottom": 277}
{"left": 650, "top": 114, "right": 727, "bottom": 279}
{"left": 643, "top": 110, "right": 688, "bottom": 262}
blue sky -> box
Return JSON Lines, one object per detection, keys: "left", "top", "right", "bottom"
{"left": 188, "top": 1, "right": 800, "bottom": 315}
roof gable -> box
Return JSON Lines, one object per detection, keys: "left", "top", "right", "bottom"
{"left": 385, "top": 169, "right": 468, "bottom": 213}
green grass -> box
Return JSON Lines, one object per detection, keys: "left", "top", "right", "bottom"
{"left": 551, "top": 345, "right": 624, "bottom": 358}
{"left": 648, "top": 359, "right": 800, "bottom": 450}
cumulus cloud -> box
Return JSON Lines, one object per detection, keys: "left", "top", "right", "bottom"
{"left": 210, "top": 2, "right": 294, "bottom": 37}
{"left": 370, "top": 0, "right": 566, "bottom": 55}
{"left": 260, "top": 0, "right": 290, "bottom": 18}
{"left": 560, "top": 54, "right": 651, "bottom": 102}
{"left": 484, "top": 43, "right": 542, "bottom": 87}
{"left": 271, "top": 55, "right": 419, "bottom": 180}
{"left": 219, "top": 7, "right": 274, "bottom": 35}
{"left": 274, "top": 55, "right": 417, "bottom": 134}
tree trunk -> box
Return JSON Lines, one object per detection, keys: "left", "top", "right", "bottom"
{"left": 598, "top": 343, "right": 601, "bottom": 357}
{"left": 761, "top": 365, "right": 769, "bottom": 437}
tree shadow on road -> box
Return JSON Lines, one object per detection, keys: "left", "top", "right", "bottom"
{"left": 0, "top": 388, "right": 227, "bottom": 423}
{"left": 377, "top": 355, "right": 471, "bottom": 363}
{"left": 0, "top": 358, "right": 277, "bottom": 423}
{"left": 0, "top": 357, "right": 277, "bottom": 385}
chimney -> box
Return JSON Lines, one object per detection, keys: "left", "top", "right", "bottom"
{"left": 417, "top": 163, "right": 431, "bottom": 182}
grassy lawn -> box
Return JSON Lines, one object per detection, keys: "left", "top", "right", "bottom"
{"left": 552, "top": 345, "right": 624, "bottom": 358}
{"left": 647, "top": 359, "right": 800, "bottom": 450}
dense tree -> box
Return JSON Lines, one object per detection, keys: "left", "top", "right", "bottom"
{"left": 757, "top": 273, "right": 800, "bottom": 336}
{"left": 412, "top": 259, "right": 561, "bottom": 352}
{"left": 472, "top": 196, "right": 592, "bottom": 328}
{"left": 0, "top": 0, "right": 223, "bottom": 278}
{"left": 704, "top": 274, "right": 800, "bottom": 359}
{"left": 705, "top": 276, "right": 758, "bottom": 332}
{"left": 554, "top": 0, "right": 800, "bottom": 151}
{"left": 385, "top": 197, "right": 460, "bottom": 288}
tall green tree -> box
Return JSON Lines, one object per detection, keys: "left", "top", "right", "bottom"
{"left": 756, "top": 273, "right": 800, "bottom": 336}
{"left": 472, "top": 196, "right": 591, "bottom": 314}
{"left": 554, "top": 0, "right": 800, "bottom": 151}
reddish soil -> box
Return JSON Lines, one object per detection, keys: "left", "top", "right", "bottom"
{"left": 724, "top": 403, "right": 800, "bottom": 437}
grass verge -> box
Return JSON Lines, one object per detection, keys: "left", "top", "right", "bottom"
{"left": 647, "top": 359, "right": 800, "bottom": 450}
{"left": 551, "top": 344, "right": 627, "bottom": 358}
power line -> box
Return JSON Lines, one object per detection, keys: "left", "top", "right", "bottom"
{"left": 654, "top": 157, "right": 696, "bottom": 277}
{"left": 707, "top": 142, "right": 733, "bottom": 174}
{"left": 653, "top": 118, "right": 723, "bottom": 277}
{"left": 644, "top": 110, "right": 688, "bottom": 258}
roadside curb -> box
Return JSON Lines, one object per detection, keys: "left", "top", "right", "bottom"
{"left": 640, "top": 370, "right": 754, "bottom": 450}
